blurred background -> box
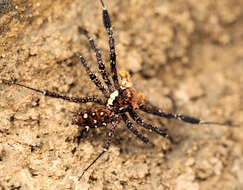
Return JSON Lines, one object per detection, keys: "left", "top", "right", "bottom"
{"left": 0, "top": 0, "right": 242, "bottom": 189}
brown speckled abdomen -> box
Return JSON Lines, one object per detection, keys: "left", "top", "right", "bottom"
{"left": 72, "top": 106, "right": 112, "bottom": 128}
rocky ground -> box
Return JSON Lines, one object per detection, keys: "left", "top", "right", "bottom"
{"left": 0, "top": 0, "right": 243, "bottom": 189}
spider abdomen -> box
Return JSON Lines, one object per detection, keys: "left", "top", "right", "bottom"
{"left": 72, "top": 106, "right": 112, "bottom": 128}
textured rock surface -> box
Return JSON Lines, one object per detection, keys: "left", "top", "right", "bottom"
{"left": 0, "top": 0, "right": 243, "bottom": 189}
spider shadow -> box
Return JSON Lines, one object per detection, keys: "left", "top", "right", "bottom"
{"left": 75, "top": 126, "right": 156, "bottom": 154}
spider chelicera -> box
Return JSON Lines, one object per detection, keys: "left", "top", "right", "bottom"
{"left": 1, "top": 0, "right": 232, "bottom": 179}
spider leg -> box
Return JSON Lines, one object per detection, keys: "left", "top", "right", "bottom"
{"left": 140, "top": 104, "right": 233, "bottom": 126}
{"left": 79, "top": 115, "right": 119, "bottom": 179}
{"left": 80, "top": 55, "right": 109, "bottom": 98}
{"left": 121, "top": 113, "right": 149, "bottom": 144}
{"left": 129, "top": 110, "right": 168, "bottom": 138}
{"left": 76, "top": 127, "right": 89, "bottom": 145}
{"left": 99, "top": 0, "right": 119, "bottom": 89}
{"left": 79, "top": 27, "right": 114, "bottom": 93}
{"left": 1, "top": 78, "right": 104, "bottom": 104}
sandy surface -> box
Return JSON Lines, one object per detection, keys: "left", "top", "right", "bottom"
{"left": 0, "top": 0, "right": 243, "bottom": 189}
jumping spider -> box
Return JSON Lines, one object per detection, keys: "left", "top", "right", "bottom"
{"left": 0, "top": 0, "right": 233, "bottom": 179}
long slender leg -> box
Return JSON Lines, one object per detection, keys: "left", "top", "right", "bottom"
{"left": 129, "top": 110, "right": 168, "bottom": 138}
{"left": 99, "top": 0, "right": 119, "bottom": 89}
{"left": 121, "top": 113, "right": 149, "bottom": 144}
{"left": 79, "top": 115, "right": 119, "bottom": 179}
{"left": 79, "top": 27, "right": 114, "bottom": 93}
{"left": 140, "top": 104, "right": 231, "bottom": 126}
{"left": 76, "top": 127, "right": 89, "bottom": 145}
{"left": 80, "top": 55, "right": 109, "bottom": 98}
{"left": 1, "top": 78, "right": 104, "bottom": 104}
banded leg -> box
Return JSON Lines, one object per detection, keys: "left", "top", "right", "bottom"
{"left": 80, "top": 55, "right": 109, "bottom": 98}
{"left": 1, "top": 78, "right": 104, "bottom": 104}
{"left": 140, "top": 104, "right": 229, "bottom": 126}
{"left": 99, "top": 0, "right": 119, "bottom": 89}
{"left": 79, "top": 27, "right": 113, "bottom": 93}
{"left": 121, "top": 113, "right": 149, "bottom": 144}
{"left": 76, "top": 127, "right": 89, "bottom": 145}
{"left": 129, "top": 110, "right": 168, "bottom": 138}
{"left": 80, "top": 115, "right": 119, "bottom": 179}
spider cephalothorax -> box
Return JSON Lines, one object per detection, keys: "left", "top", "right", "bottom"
{"left": 1, "top": 0, "right": 232, "bottom": 180}
{"left": 109, "top": 86, "right": 145, "bottom": 111}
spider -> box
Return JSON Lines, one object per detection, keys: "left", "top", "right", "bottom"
{"left": 0, "top": 0, "right": 232, "bottom": 179}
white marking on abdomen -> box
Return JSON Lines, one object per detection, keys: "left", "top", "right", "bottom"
{"left": 83, "top": 113, "right": 88, "bottom": 119}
